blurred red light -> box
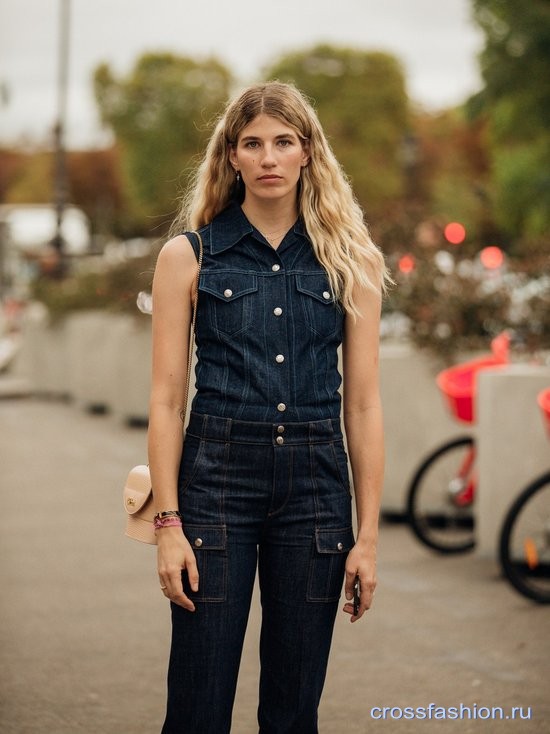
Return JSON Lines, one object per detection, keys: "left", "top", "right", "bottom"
{"left": 444, "top": 222, "right": 466, "bottom": 245}
{"left": 480, "top": 246, "right": 504, "bottom": 269}
{"left": 398, "top": 254, "right": 416, "bottom": 274}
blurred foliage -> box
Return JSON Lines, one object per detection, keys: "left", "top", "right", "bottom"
{"left": 0, "top": 148, "right": 126, "bottom": 236}
{"left": 2, "top": 28, "right": 547, "bottom": 268}
{"left": 2, "top": 151, "right": 53, "bottom": 204}
{"left": 30, "top": 252, "right": 157, "bottom": 322}
{"left": 65, "top": 148, "right": 126, "bottom": 236}
{"left": 393, "top": 109, "right": 498, "bottom": 255}
{"left": 468, "top": 0, "right": 550, "bottom": 242}
{"left": 264, "top": 45, "right": 410, "bottom": 222}
{"left": 93, "top": 52, "right": 232, "bottom": 234}
{"left": 386, "top": 251, "right": 550, "bottom": 361}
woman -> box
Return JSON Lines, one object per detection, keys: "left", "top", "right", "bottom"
{"left": 148, "top": 81, "right": 390, "bottom": 733}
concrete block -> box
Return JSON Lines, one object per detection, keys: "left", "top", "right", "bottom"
{"left": 379, "top": 342, "right": 459, "bottom": 515}
{"left": 476, "top": 365, "right": 550, "bottom": 560}
{"left": 12, "top": 305, "right": 72, "bottom": 397}
{"left": 110, "top": 315, "right": 152, "bottom": 424}
{"left": 65, "top": 311, "right": 126, "bottom": 412}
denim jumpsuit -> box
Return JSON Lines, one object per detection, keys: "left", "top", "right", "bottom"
{"left": 162, "top": 203, "right": 354, "bottom": 734}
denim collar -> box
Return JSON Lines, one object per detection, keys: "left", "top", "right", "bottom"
{"left": 208, "top": 201, "right": 307, "bottom": 255}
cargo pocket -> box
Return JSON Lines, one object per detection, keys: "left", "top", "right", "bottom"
{"left": 307, "top": 526, "right": 355, "bottom": 602}
{"left": 182, "top": 524, "right": 227, "bottom": 602}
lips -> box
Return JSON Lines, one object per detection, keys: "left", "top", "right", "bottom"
{"left": 258, "top": 175, "right": 282, "bottom": 181}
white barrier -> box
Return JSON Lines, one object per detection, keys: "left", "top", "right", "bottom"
{"left": 379, "top": 343, "right": 459, "bottom": 515}
{"left": 476, "top": 365, "right": 550, "bottom": 560}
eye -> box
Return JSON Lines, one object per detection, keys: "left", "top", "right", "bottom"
{"left": 244, "top": 140, "right": 260, "bottom": 149}
{"left": 277, "top": 139, "right": 293, "bottom": 147}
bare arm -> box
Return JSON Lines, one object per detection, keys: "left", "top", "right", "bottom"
{"left": 148, "top": 234, "right": 199, "bottom": 610}
{"left": 341, "top": 283, "right": 384, "bottom": 622}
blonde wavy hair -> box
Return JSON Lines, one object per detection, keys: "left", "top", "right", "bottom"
{"left": 171, "top": 81, "right": 391, "bottom": 316}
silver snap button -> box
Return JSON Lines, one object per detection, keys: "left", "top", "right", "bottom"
{"left": 272, "top": 264, "right": 281, "bottom": 272}
{"left": 337, "top": 542, "right": 343, "bottom": 551}
{"left": 194, "top": 538, "right": 203, "bottom": 548}
{"left": 277, "top": 425, "right": 284, "bottom": 433}
{"left": 273, "top": 307, "right": 283, "bottom": 316}
{"left": 275, "top": 354, "right": 285, "bottom": 363}
{"left": 224, "top": 289, "right": 233, "bottom": 298}
{"left": 322, "top": 291, "right": 331, "bottom": 300}
{"left": 277, "top": 403, "right": 286, "bottom": 412}
{"left": 276, "top": 436, "right": 284, "bottom": 445}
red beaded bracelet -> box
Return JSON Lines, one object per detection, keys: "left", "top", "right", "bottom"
{"left": 153, "top": 516, "right": 183, "bottom": 530}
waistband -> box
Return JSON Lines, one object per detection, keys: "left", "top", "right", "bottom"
{"left": 186, "top": 412, "right": 342, "bottom": 445}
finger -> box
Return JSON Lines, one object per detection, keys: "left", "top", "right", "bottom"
{"left": 342, "top": 601, "right": 362, "bottom": 622}
{"left": 186, "top": 557, "right": 199, "bottom": 593}
{"left": 167, "top": 568, "right": 196, "bottom": 611}
{"left": 360, "top": 582, "right": 376, "bottom": 612}
{"left": 169, "top": 589, "right": 196, "bottom": 612}
{"left": 159, "top": 566, "right": 196, "bottom": 612}
{"left": 161, "top": 576, "right": 195, "bottom": 611}
{"left": 344, "top": 567, "right": 357, "bottom": 600}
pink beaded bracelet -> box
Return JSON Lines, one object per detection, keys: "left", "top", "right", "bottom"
{"left": 154, "top": 516, "right": 183, "bottom": 530}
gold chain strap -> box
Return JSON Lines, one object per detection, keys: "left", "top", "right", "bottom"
{"left": 181, "top": 231, "right": 203, "bottom": 425}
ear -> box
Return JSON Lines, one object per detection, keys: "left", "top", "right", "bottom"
{"left": 228, "top": 146, "right": 238, "bottom": 170}
{"left": 301, "top": 139, "right": 310, "bottom": 167}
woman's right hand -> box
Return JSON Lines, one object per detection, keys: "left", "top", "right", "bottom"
{"left": 157, "top": 527, "right": 199, "bottom": 611}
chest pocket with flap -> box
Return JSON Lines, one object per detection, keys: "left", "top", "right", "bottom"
{"left": 199, "top": 272, "right": 258, "bottom": 339}
{"left": 295, "top": 273, "right": 342, "bottom": 338}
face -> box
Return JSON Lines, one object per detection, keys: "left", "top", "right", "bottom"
{"left": 229, "top": 114, "right": 309, "bottom": 203}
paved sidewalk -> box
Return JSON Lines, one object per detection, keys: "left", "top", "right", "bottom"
{"left": 1, "top": 397, "right": 548, "bottom": 734}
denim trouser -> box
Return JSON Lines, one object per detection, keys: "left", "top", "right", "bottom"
{"left": 162, "top": 412, "right": 354, "bottom": 734}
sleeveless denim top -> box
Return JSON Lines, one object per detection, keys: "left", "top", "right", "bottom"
{"left": 187, "top": 203, "right": 344, "bottom": 422}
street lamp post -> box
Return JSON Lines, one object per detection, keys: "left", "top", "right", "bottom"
{"left": 52, "top": 0, "right": 70, "bottom": 271}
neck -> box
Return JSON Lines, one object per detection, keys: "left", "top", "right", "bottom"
{"left": 241, "top": 196, "right": 298, "bottom": 241}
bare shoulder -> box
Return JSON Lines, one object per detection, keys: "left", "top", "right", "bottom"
{"left": 153, "top": 235, "right": 198, "bottom": 294}
{"left": 156, "top": 234, "right": 197, "bottom": 273}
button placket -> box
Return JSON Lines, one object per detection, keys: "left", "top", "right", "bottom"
{"left": 269, "top": 260, "right": 288, "bottom": 417}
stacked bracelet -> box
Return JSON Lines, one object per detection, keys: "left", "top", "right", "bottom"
{"left": 153, "top": 510, "right": 182, "bottom": 530}
{"left": 154, "top": 517, "right": 182, "bottom": 530}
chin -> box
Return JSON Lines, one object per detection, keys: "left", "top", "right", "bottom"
{"left": 250, "top": 185, "right": 296, "bottom": 201}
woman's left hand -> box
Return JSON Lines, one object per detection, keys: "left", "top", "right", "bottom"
{"left": 342, "top": 540, "right": 377, "bottom": 622}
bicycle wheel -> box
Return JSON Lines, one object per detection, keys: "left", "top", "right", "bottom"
{"left": 407, "top": 436, "right": 476, "bottom": 553}
{"left": 499, "top": 472, "right": 550, "bottom": 604}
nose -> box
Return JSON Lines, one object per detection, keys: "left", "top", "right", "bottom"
{"left": 260, "top": 144, "right": 277, "bottom": 167}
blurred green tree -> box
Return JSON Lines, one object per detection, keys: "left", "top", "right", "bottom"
{"left": 468, "top": 0, "right": 550, "bottom": 246}
{"left": 264, "top": 45, "right": 409, "bottom": 223}
{"left": 93, "top": 53, "right": 232, "bottom": 234}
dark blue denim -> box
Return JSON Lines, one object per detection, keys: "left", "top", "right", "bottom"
{"left": 162, "top": 412, "right": 353, "bottom": 734}
{"left": 186, "top": 203, "right": 345, "bottom": 422}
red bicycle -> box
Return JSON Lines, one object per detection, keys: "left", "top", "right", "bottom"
{"left": 498, "top": 388, "right": 550, "bottom": 604}
{"left": 406, "top": 332, "right": 510, "bottom": 554}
